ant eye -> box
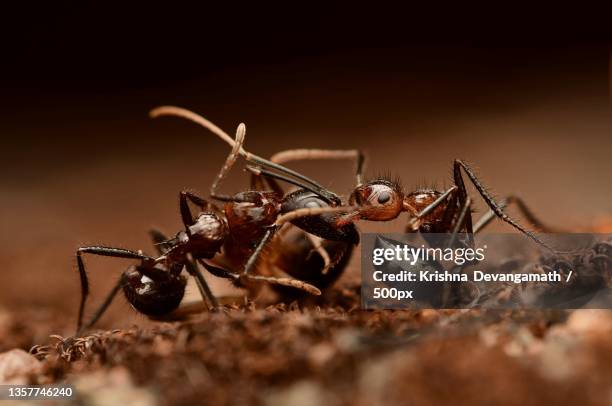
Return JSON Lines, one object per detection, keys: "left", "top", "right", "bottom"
{"left": 377, "top": 192, "right": 391, "bottom": 204}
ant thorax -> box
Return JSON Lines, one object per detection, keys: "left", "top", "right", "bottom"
{"left": 404, "top": 189, "right": 449, "bottom": 232}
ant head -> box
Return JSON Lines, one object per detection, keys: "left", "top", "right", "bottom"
{"left": 349, "top": 179, "right": 404, "bottom": 221}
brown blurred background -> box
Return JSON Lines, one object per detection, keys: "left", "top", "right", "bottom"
{"left": 0, "top": 3, "right": 610, "bottom": 331}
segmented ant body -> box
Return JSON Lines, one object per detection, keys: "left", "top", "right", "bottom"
{"left": 75, "top": 122, "right": 357, "bottom": 334}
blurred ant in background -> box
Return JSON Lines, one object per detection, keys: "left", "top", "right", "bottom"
{"left": 74, "top": 120, "right": 358, "bottom": 335}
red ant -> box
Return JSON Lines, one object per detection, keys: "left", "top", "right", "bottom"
{"left": 228, "top": 124, "right": 557, "bottom": 252}
{"left": 149, "top": 106, "right": 557, "bottom": 300}
{"left": 74, "top": 119, "right": 358, "bottom": 334}
{"left": 149, "top": 107, "right": 372, "bottom": 298}
{"left": 254, "top": 158, "right": 557, "bottom": 251}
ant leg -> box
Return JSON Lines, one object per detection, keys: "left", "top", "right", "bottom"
{"left": 243, "top": 229, "right": 276, "bottom": 275}
{"left": 150, "top": 228, "right": 173, "bottom": 255}
{"left": 405, "top": 186, "right": 458, "bottom": 231}
{"left": 453, "top": 159, "right": 554, "bottom": 252}
{"left": 473, "top": 195, "right": 557, "bottom": 233}
{"left": 75, "top": 246, "right": 154, "bottom": 334}
{"left": 305, "top": 233, "right": 332, "bottom": 274}
{"left": 179, "top": 190, "right": 215, "bottom": 230}
{"left": 185, "top": 256, "right": 219, "bottom": 309}
{"left": 198, "top": 260, "right": 240, "bottom": 280}
{"left": 448, "top": 197, "right": 472, "bottom": 249}
{"left": 247, "top": 166, "right": 340, "bottom": 204}
{"left": 241, "top": 274, "right": 321, "bottom": 295}
{"left": 78, "top": 279, "right": 122, "bottom": 335}
{"left": 210, "top": 123, "right": 246, "bottom": 202}
{"left": 199, "top": 251, "right": 321, "bottom": 295}
{"left": 276, "top": 205, "right": 356, "bottom": 226}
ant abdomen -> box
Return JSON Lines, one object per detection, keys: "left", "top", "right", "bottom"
{"left": 264, "top": 228, "right": 354, "bottom": 298}
{"left": 121, "top": 265, "right": 187, "bottom": 316}
{"left": 281, "top": 189, "right": 360, "bottom": 245}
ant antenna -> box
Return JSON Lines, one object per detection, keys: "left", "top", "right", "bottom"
{"left": 270, "top": 149, "right": 364, "bottom": 186}
{"left": 210, "top": 123, "right": 246, "bottom": 198}
{"left": 150, "top": 106, "right": 245, "bottom": 154}
{"left": 149, "top": 105, "right": 340, "bottom": 202}
{"left": 246, "top": 165, "right": 340, "bottom": 205}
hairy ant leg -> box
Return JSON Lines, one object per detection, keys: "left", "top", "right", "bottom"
{"left": 448, "top": 197, "right": 473, "bottom": 249}
{"left": 199, "top": 258, "right": 321, "bottom": 296}
{"left": 473, "top": 195, "right": 558, "bottom": 233}
{"left": 243, "top": 229, "right": 275, "bottom": 275}
{"left": 179, "top": 190, "right": 218, "bottom": 229}
{"left": 405, "top": 186, "right": 458, "bottom": 231}
{"left": 75, "top": 247, "right": 155, "bottom": 333}
{"left": 453, "top": 159, "right": 554, "bottom": 251}
{"left": 78, "top": 279, "right": 122, "bottom": 335}
{"left": 187, "top": 258, "right": 220, "bottom": 309}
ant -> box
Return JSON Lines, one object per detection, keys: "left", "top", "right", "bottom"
{"left": 74, "top": 120, "right": 358, "bottom": 335}
{"left": 245, "top": 134, "right": 560, "bottom": 307}
{"left": 149, "top": 107, "right": 557, "bottom": 300}
{"left": 149, "top": 107, "right": 374, "bottom": 298}
{"left": 248, "top": 150, "right": 557, "bottom": 251}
